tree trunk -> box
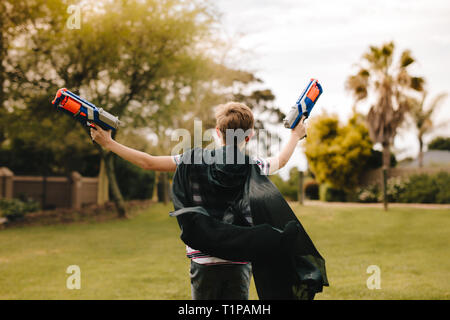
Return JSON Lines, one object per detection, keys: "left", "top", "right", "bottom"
{"left": 0, "top": 26, "right": 6, "bottom": 144}
{"left": 157, "top": 172, "right": 169, "bottom": 204}
{"left": 382, "top": 142, "right": 391, "bottom": 169}
{"left": 298, "top": 170, "right": 304, "bottom": 205}
{"left": 382, "top": 142, "right": 390, "bottom": 211}
{"left": 97, "top": 157, "right": 109, "bottom": 205}
{"left": 418, "top": 136, "right": 424, "bottom": 168}
{"left": 104, "top": 152, "right": 127, "bottom": 218}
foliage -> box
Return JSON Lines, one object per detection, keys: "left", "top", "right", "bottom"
{"left": 357, "top": 171, "right": 450, "bottom": 203}
{"left": 1, "top": 0, "right": 282, "bottom": 217}
{"left": 406, "top": 92, "right": 447, "bottom": 166}
{"left": 386, "top": 177, "right": 408, "bottom": 202}
{"left": 269, "top": 168, "right": 299, "bottom": 201}
{"left": 304, "top": 181, "right": 319, "bottom": 200}
{"left": 0, "top": 138, "right": 100, "bottom": 176}
{"left": 0, "top": 198, "right": 40, "bottom": 221}
{"left": 356, "top": 184, "right": 380, "bottom": 203}
{"left": 428, "top": 136, "right": 450, "bottom": 151}
{"left": 398, "top": 172, "right": 450, "bottom": 204}
{"left": 365, "top": 149, "right": 397, "bottom": 169}
{"left": 113, "top": 156, "right": 156, "bottom": 200}
{"left": 319, "top": 184, "right": 347, "bottom": 202}
{"left": 346, "top": 42, "right": 425, "bottom": 168}
{"left": 304, "top": 113, "right": 373, "bottom": 191}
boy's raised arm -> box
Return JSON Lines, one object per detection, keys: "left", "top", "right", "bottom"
{"left": 90, "top": 124, "right": 177, "bottom": 172}
{"left": 267, "top": 116, "right": 307, "bottom": 175}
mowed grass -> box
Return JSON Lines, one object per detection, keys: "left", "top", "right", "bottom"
{"left": 0, "top": 203, "right": 448, "bottom": 300}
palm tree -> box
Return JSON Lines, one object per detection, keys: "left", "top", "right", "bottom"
{"left": 408, "top": 92, "right": 447, "bottom": 167}
{"left": 346, "top": 42, "right": 425, "bottom": 209}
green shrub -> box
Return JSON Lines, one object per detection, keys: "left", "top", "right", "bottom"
{"left": 270, "top": 174, "right": 297, "bottom": 201}
{"left": 435, "top": 172, "right": 450, "bottom": 204}
{"left": 386, "top": 177, "right": 408, "bottom": 203}
{"left": 397, "top": 172, "right": 450, "bottom": 204}
{"left": 357, "top": 184, "right": 381, "bottom": 203}
{"left": 358, "top": 171, "right": 450, "bottom": 204}
{"left": 304, "top": 181, "right": 319, "bottom": 200}
{"left": 320, "top": 184, "right": 347, "bottom": 202}
{"left": 0, "top": 198, "right": 40, "bottom": 221}
{"left": 113, "top": 156, "right": 156, "bottom": 200}
{"left": 428, "top": 137, "right": 450, "bottom": 151}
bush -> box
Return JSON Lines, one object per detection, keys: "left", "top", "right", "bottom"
{"left": 357, "top": 171, "right": 450, "bottom": 204}
{"left": 304, "top": 181, "right": 319, "bottom": 200}
{"left": 386, "top": 177, "right": 408, "bottom": 203}
{"left": 365, "top": 149, "right": 397, "bottom": 169}
{"left": 435, "top": 172, "right": 450, "bottom": 204}
{"left": 357, "top": 184, "right": 380, "bottom": 203}
{"left": 114, "top": 156, "right": 156, "bottom": 200}
{"left": 428, "top": 137, "right": 450, "bottom": 151}
{"left": 397, "top": 172, "right": 450, "bottom": 204}
{"left": 0, "top": 198, "right": 40, "bottom": 221}
{"left": 320, "top": 184, "right": 347, "bottom": 202}
{"left": 270, "top": 174, "right": 298, "bottom": 201}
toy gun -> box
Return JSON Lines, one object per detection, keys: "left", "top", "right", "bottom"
{"left": 51, "top": 88, "right": 123, "bottom": 132}
{"left": 283, "top": 79, "right": 323, "bottom": 129}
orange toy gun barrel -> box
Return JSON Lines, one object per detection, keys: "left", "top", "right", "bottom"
{"left": 52, "top": 88, "right": 123, "bottom": 131}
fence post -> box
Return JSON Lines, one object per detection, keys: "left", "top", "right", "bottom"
{"left": 382, "top": 168, "right": 388, "bottom": 211}
{"left": 70, "top": 171, "right": 83, "bottom": 209}
{"left": 97, "top": 158, "right": 109, "bottom": 205}
{"left": 298, "top": 170, "right": 304, "bottom": 205}
{"left": 0, "top": 167, "right": 14, "bottom": 199}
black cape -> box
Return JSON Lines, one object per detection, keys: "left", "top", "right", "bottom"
{"left": 170, "top": 147, "right": 328, "bottom": 300}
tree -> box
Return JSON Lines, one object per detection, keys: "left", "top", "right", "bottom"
{"left": 3, "top": 0, "right": 283, "bottom": 217}
{"left": 428, "top": 136, "right": 450, "bottom": 151}
{"left": 0, "top": 0, "right": 60, "bottom": 143}
{"left": 304, "top": 113, "right": 373, "bottom": 193}
{"left": 346, "top": 42, "right": 424, "bottom": 169}
{"left": 407, "top": 92, "right": 447, "bottom": 166}
{"left": 4, "top": 0, "right": 222, "bottom": 217}
{"left": 346, "top": 42, "right": 425, "bottom": 209}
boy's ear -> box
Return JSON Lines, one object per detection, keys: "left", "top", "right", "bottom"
{"left": 215, "top": 127, "right": 222, "bottom": 140}
{"left": 245, "top": 129, "right": 254, "bottom": 143}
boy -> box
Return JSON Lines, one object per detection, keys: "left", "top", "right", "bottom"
{"left": 91, "top": 102, "right": 310, "bottom": 300}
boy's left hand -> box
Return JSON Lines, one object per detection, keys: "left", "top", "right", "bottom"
{"left": 291, "top": 116, "right": 307, "bottom": 140}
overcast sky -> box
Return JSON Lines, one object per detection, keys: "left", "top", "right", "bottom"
{"left": 214, "top": 0, "right": 450, "bottom": 176}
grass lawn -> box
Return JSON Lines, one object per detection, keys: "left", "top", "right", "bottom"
{"left": 0, "top": 203, "right": 448, "bottom": 300}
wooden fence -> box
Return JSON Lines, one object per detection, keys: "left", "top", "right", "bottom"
{"left": 0, "top": 167, "right": 98, "bottom": 209}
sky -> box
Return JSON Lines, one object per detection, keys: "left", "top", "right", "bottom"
{"left": 214, "top": 0, "right": 450, "bottom": 177}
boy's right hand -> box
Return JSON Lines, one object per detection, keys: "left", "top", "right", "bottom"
{"left": 90, "top": 124, "right": 113, "bottom": 148}
{"left": 291, "top": 116, "right": 307, "bottom": 140}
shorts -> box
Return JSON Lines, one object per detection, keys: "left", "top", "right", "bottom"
{"left": 189, "top": 260, "right": 252, "bottom": 300}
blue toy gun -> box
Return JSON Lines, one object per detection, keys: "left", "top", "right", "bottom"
{"left": 51, "top": 88, "right": 123, "bottom": 132}
{"left": 283, "top": 79, "right": 323, "bottom": 129}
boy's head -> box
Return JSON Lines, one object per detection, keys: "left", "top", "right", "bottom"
{"left": 215, "top": 102, "right": 254, "bottom": 145}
